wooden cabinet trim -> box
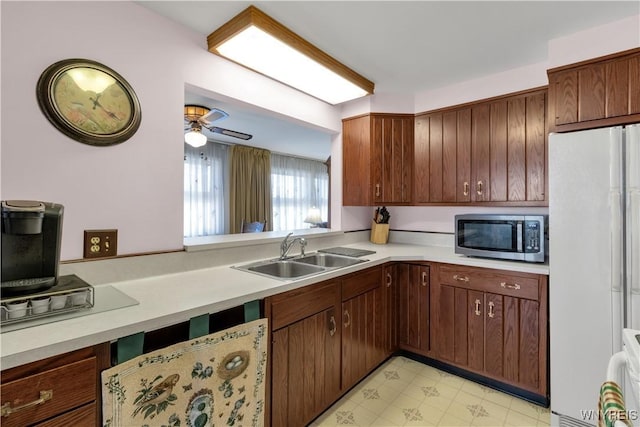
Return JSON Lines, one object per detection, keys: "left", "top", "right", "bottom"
{"left": 546, "top": 47, "right": 640, "bottom": 74}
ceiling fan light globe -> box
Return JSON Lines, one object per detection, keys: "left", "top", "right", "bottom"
{"left": 185, "top": 130, "right": 207, "bottom": 147}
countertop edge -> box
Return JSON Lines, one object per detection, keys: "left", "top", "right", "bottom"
{"left": 0, "top": 243, "right": 548, "bottom": 370}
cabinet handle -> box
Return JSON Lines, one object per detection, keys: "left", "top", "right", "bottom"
{"left": 421, "top": 271, "right": 428, "bottom": 287}
{"left": 463, "top": 182, "right": 469, "bottom": 196}
{"left": 1, "top": 390, "right": 53, "bottom": 417}
{"left": 386, "top": 272, "right": 392, "bottom": 287}
{"left": 343, "top": 310, "right": 351, "bottom": 328}
{"left": 329, "top": 315, "right": 337, "bottom": 337}
{"left": 474, "top": 299, "right": 482, "bottom": 316}
{"left": 476, "top": 180, "right": 484, "bottom": 196}
{"left": 453, "top": 274, "right": 469, "bottom": 283}
{"left": 488, "top": 301, "right": 495, "bottom": 318}
{"left": 375, "top": 183, "right": 381, "bottom": 197}
{"left": 500, "top": 282, "right": 521, "bottom": 290}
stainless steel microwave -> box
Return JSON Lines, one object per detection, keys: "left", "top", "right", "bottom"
{"left": 455, "top": 214, "right": 547, "bottom": 263}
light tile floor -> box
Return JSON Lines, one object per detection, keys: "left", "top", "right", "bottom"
{"left": 310, "top": 356, "right": 550, "bottom": 427}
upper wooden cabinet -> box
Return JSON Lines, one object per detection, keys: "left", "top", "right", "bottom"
{"left": 414, "top": 88, "right": 547, "bottom": 205}
{"left": 415, "top": 109, "right": 471, "bottom": 203}
{"left": 343, "top": 113, "right": 414, "bottom": 206}
{"left": 548, "top": 47, "right": 640, "bottom": 132}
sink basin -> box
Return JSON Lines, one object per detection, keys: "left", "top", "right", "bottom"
{"left": 295, "top": 253, "right": 365, "bottom": 268}
{"left": 234, "top": 252, "right": 369, "bottom": 280}
{"left": 247, "top": 260, "right": 325, "bottom": 279}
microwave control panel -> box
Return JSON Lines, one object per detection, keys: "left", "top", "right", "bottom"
{"left": 524, "top": 221, "right": 540, "bottom": 253}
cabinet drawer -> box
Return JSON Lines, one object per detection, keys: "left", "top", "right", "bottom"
{"left": 342, "top": 266, "right": 382, "bottom": 301}
{"left": 268, "top": 280, "right": 340, "bottom": 330}
{"left": 35, "top": 402, "right": 96, "bottom": 427}
{"left": 1, "top": 357, "right": 96, "bottom": 427}
{"left": 438, "top": 265, "right": 539, "bottom": 301}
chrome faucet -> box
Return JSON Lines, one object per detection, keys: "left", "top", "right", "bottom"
{"left": 280, "top": 232, "right": 307, "bottom": 259}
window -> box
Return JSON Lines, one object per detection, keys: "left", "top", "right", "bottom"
{"left": 184, "top": 144, "right": 328, "bottom": 237}
{"left": 271, "top": 153, "right": 329, "bottom": 231}
{"left": 184, "top": 142, "right": 229, "bottom": 237}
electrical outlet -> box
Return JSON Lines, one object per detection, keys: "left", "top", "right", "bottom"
{"left": 83, "top": 229, "right": 118, "bottom": 259}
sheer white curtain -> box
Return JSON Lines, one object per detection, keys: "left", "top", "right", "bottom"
{"left": 184, "top": 142, "right": 229, "bottom": 237}
{"left": 271, "top": 154, "right": 329, "bottom": 231}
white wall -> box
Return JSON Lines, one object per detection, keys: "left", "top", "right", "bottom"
{"left": 0, "top": 1, "right": 341, "bottom": 260}
{"left": 2, "top": 2, "right": 638, "bottom": 258}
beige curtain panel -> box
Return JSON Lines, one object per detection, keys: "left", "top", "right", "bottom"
{"left": 229, "top": 145, "right": 273, "bottom": 233}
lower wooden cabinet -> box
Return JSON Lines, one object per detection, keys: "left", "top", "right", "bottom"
{"left": 341, "top": 266, "right": 387, "bottom": 390}
{"left": 397, "top": 263, "right": 430, "bottom": 354}
{"left": 265, "top": 261, "right": 548, "bottom": 425}
{"left": 0, "top": 343, "right": 110, "bottom": 427}
{"left": 267, "top": 279, "right": 342, "bottom": 427}
{"left": 430, "top": 263, "right": 548, "bottom": 397}
{"left": 265, "top": 266, "right": 387, "bottom": 427}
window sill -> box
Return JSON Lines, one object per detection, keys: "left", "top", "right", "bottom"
{"left": 183, "top": 228, "right": 344, "bottom": 252}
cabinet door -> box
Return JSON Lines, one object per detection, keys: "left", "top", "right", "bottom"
{"left": 342, "top": 285, "right": 386, "bottom": 389}
{"left": 432, "top": 282, "right": 469, "bottom": 364}
{"left": 471, "top": 104, "right": 491, "bottom": 202}
{"left": 549, "top": 69, "right": 578, "bottom": 126}
{"left": 384, "top": 264, "right": 398, "bottom": 355}
{"left": 548, "top": 49, "right": 640, "bottom": 130}
{"left": 342, "top": 115, "right": 372, "bottom": 206}
{"left": 372, "top": 115, "right": 413, "bottom": 204}
{"left": 271, "top": 307, "right": 341, "bottom": 427}
{"left": 467, "top": 289, "right": 484, "bottom": 372}
{"left": 484, "top": 293, "right": 504, "bottom": 378}
{"left": 398, "top": 264, "right": 430, "bottom": 353}
{"left": 414, "top": 110, "right": 471, "bottom": 203}
{"left": 472, "top": 91, "right": 546, "bottom": 203}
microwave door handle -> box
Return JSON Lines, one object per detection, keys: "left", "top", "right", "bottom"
{"left": 517, "top": 222, "right": 523, "bottom": 252}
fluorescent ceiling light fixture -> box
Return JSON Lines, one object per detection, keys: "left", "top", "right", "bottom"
{"left": 207, "top": 6, "right": 374, "bottom": 105}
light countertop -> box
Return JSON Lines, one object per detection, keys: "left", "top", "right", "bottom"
{"left": 0, "top": 241, "right": 548, "bottom": 370}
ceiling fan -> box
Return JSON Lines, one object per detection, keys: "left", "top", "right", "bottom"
{"left": 184, "top": 104, "right": 252, "bottom": 147}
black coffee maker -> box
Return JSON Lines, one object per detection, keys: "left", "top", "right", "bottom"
{"left": 1, "top": 200, "right": 63, "bottom": 296}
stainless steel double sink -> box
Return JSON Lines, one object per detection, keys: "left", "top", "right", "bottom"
{"left": 233, "top": 252, "right": 367, "bottom": 280}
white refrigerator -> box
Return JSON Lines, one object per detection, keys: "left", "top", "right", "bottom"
{"left": 549, "top": 124, "right": 640, "bottom": 426}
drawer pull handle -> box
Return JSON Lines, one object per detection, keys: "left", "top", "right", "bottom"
{"left": 500, "top": 282, "right": 521, "bottom": 290}
{"left": 375, "top": 183, "right": 381, "bottom": 197}
{"left": 463, "top": 182, "right": 469, "bottom": 197}
{"left": 474, "top": 299, "right": 482, "bottom": 316}
{"left": 1, "top": 390, "right": 53, "bottom": 417}
{"left": 386, "top": 272, "right": 392, "bottom": 287}
{"left": 453, "top": 274, "right": 469, "bottom": 283}
{"left": 421, "top": 271, "right": 428, "bottom": 287}
{"left": 344, "top": 310, "right": 351, "bottom": 328}
{"left": 488, "top": 301, "right": 495, "bottom": 318}
{"left": 329, "top": 315, "right": 337, "bottom": 337}
{"left": 476, "top": 180, "right": 484, "bottom": 196}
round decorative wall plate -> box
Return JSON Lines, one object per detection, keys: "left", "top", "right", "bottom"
{"left": 36, "top": 58, "right": 141, "bottom": 146}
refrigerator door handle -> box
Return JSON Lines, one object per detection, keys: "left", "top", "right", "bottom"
{"left": 611, "top": 190, "right": 623, "bottom": 293}
{"left": 629, "top": 191, "right": 640, "bottom": 295}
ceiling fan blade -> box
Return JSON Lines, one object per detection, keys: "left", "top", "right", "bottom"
{"left": 206, "top": 126, "right": 253, "bottom": 140}
{"left": 199, "top": 107, "right": 229, "bottom": 125}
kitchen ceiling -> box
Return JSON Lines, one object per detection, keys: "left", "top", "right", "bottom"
{"left": 140, "top": 1, "right": 639, "bottom": 160}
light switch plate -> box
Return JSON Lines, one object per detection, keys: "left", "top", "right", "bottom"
{"left": 83, "top": 229, "right": 118, "bottom": 259}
